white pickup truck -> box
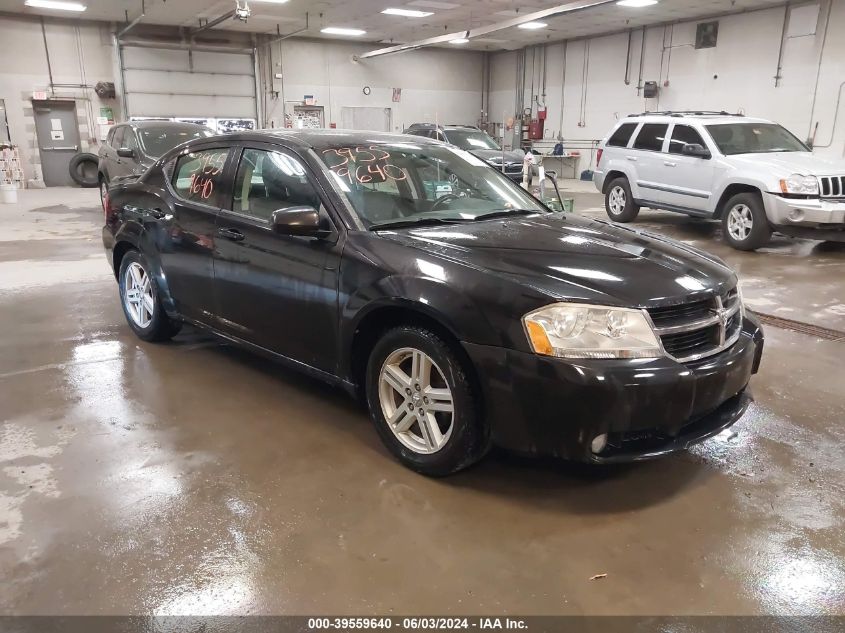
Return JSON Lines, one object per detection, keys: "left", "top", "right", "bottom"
{"left": 593, "top": 111, "right": 845, "bottom": 250}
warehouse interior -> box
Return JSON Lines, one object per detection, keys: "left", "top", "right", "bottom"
{"left": 1, "top": 0, "right": 844, "bottom": 621}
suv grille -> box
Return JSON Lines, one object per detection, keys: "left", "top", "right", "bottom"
{"left": 819, "top": 175, "right": 845, "bottom": 198}
{"left": 646, "top": 288, "right": 742, "bottom": 363}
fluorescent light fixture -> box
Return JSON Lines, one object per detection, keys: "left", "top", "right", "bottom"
{"left": 449, "top": 38, "right": 469, "bottom": 44}
{"left": 321, "top": 27, "right": 367, "bottom": 36}
{"left": 381, "top": 7, "right": 434, "bottom": 17}
{"left": 617, "top": 0, "right": 658, "bottom": 6}
{"left": 25, "top": 0, "right": 86, "bottom": 10}
{"left": 518, "top": 21, "right": 548, "bottom": 29}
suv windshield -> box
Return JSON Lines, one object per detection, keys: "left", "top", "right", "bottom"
{"left": 443, "top": 130, "right": 501, "bottom": 151}
{"left": 139, "top": 126, "right": 214, "bottom": 158}
{"left": 705, "top": 123, "right": 808, "bottom": 155}
{"left": 319, "top": 142, "right": 546, "bottom": 229}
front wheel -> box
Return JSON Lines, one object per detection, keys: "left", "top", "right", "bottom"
{"left": 721, "top": 193, "right": 771, "bottom": 251}
{"left": 118, "top": 250, "right": 181, "bottom": 342}
{"left": 365, "top": 326, "right": 489, "bottom": 476}
{"left": 604, "top": 177, "right": 640, "bottom": 222}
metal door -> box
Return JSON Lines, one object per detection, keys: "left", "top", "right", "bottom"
{"left": 33, "top": 100, "right": 80, "bottom": 187}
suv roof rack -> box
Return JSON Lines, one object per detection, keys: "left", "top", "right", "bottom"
{"left": 626, "top": 110, "right": 745, "bottom": 118}
{"left": 406, "top": 123, "right": 480, "bottom": 129}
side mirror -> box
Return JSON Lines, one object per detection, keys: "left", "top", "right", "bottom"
{"left": 681, "top": 143, "right": 711, "bottom": 159}
{"left": 271, "top": 206, "right": 330, "bottom": 238}
{"left": 117, "top": 147, "right": 135, "bottom": 158}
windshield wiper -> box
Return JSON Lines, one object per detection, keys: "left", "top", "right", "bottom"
{"left": 369, "top": 217, "right": 470, "bottom": 231}
{"left": 469, "top": 209, "right": 542, "bottom": 222}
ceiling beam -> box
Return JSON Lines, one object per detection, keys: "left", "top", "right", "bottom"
{"left": 191, "top": 10, "right": 236, "bottom": 36}
{"left": 357, "top": 0, "right": 616, "bottom": 59}
{"left": 117, "top": 0, "right": 146, "bottom": 38}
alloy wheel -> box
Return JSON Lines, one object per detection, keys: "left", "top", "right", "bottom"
{"left": 608, "top": 185, "right": 626, "bottom": 215}
{"left": 727, "top": 204, "right": 753, "bottom": 241}
{"left": 378, "top": 347, "right": 454, "bottom": 454}
{"left": 123, "top": 262, "right": 155, "bottom": 328}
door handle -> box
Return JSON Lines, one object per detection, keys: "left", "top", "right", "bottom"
{"left": 217, "top": 227, "right": 245, "bottom": 242}
{"left": 664, "top": 161, "right": 677, "bottom": 167}
{"left": 626, "top": 156, "right": 638, "bottom": 162}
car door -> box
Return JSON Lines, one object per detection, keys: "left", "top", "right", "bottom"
{"left": 212, "top": 143, "right": 342, "bottom": 373}
{"left": 159, "top": 144, "right": 234, "bottom": 324}
{"left": 629, "top": 122, "right": 670, "bottom": 205}
{"left": 661, "top": 124, "right": 716, "bottom": 214}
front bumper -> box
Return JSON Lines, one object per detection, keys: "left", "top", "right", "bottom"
{"left": 763, "top": 193, "right": 845, "bottom": 238}
{"left": 463, "top": 314, "right": 764, "bottom": 463}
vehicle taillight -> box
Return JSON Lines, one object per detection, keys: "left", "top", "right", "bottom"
{"left": 597, "top": 148, "right": 603, "bottom": 166}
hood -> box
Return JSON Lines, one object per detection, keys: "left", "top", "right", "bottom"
{"left": 729, "top": 151, "right": 845, "bottom": 175}
{"left": 469, "top": 148, "right": 526, "bottom": 165}
{"left": 378, "top": 214, "right": 735, "bottom": 307}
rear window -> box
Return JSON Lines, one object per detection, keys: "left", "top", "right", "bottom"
{"left": 172, "top": 148, "right": 230, "bottom": 207}
{"left": 607, "top": 122, "right": 638, "bottom": 147}
{"left": 633, "top": 123, "right": 668, "bottom": 152}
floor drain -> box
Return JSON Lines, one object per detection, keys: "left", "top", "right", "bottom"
{"left": 753, "top": 311, "right": 845, "bottom": 342}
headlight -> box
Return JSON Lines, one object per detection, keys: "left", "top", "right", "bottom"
{"left": 779, "top": 174, "right": 819, "bottom": 195}
{"left": 523, "top": 303, "right": 663, "bottom": 359}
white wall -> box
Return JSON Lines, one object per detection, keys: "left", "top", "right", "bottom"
{"left": 490, "top": 0, "right": 845, "bottom": 161}
{"left": 0, "top": 14, "right": 118, "bottom": 182}
{"left": 262, "top": 39, "right": 484, "bottom": 132}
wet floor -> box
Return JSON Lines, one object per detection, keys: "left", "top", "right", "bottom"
{"left": 0, "top": 187, "right": 843, "bottom": 615}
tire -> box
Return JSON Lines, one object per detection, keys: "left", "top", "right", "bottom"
{"left": 365, "top": 326, "right": 489, "bottom": 476}
{"left": 721, "top": 192, "right": 771, "bottom": 251}
{"left": 118, "top": 250, "right": 181, "bottom": 342}
{"left": 68, "top": 153, "right": 99, "bottom": 188}
{"left": 604, "top": 177, "right": 640, "bottom": 222}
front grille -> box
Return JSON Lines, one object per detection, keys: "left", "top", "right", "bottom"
{"left": 646, "top": 288, "right": 742, "bottom": 363}
{"left": 819, "top": 175, "right": 845, "bottom": 198}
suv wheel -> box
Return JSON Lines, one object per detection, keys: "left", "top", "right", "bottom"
{"left": 118, "top": 250, "right": 181, "bottom": 342}
{"left": 604, "top": 177, "right": 640, "bottom": 222}
{"left": 722, "top": 193, "right": 771, "bottom": 251}
{"left": 365, "top": 326, "right": 489, "bottom": 476}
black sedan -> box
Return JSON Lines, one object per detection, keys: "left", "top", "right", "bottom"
{"left": 102, "top": 129, "right": 764, "bottom": 476}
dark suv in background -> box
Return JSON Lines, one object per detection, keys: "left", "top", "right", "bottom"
{"left": 98, "top": 121, "right": 213, "bottom": 206}
{"left": 404, "top": 123, "right": 526, "bottom": 181}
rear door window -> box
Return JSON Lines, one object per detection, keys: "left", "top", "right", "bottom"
{"left": 607, "top": 122, "right": 638, "bottom": 147}
{"left": 633, "top": 123, "right": 669, "bottom": 152}
{"left": 172, "top": 148, "right": 230, "bottom": 207}
{"left": 668, "top": 125, "right": 706, "bottom": 154}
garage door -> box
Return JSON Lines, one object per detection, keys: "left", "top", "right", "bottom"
{"left": 120, "top": 44, "right": 257, "bottom": 120}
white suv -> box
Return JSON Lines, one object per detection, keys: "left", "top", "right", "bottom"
{"left": 593, "top": 111, "right": 845, "bottom": 250}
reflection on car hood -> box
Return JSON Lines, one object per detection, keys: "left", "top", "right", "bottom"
{"left": 729, "top": 151, "right": 845, "bottom": 175}
{"left": 379, "top": 213, "right": 735, "bottom": 306}
{"left": 469, "top": 148, "right": 526, "bottom": 165}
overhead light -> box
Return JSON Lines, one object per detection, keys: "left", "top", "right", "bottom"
{"left": 25, "top": 0, "right": 86, "bottom": 10}
{"left": 617, "top": 0, "right": 658, "bottom": 6}
{"left": 449, "top": 38, "right": 469, "bottom": 44}
{"left": 321, "top": 27, "right": 367, "bottom": 36}
{"left": 518, "top": 21, "right": 547, "bottom": 29}
{"left": 381, "top": 8, "right": 434, "bottom": 17}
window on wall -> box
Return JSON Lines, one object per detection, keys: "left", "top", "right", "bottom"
{"left": 633, "top": 123, "right": 668, "bottom": 152}
{"left": 668, "top": 125, "right": 707, "bottom": 154}
{"left": 232, "top": 149, "right": 321, "bottom": 221}
{"left": 172, "top": 148, "right": 230, "bottom": 206}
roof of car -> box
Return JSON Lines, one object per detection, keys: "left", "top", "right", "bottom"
{"left": 127, "top": 121, "right": 212, "bottom": 130}
{"left": 212, "top": 128, "right": 440, "bottom": 150}
{"left": 621, "top": 113, "right": 771, "bottom": 125}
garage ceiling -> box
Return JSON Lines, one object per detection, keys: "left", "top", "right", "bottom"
{"left": 3, "top": 0, "right": 790, "bottom": 50}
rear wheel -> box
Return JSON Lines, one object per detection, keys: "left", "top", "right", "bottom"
{"left": 365, "top": 326, "right": 489, "bottom": 476}
{"left": 721, "top": 193, "right": 771, "bottom": 251}
{"left": 118, "top": 250, "right": 181, "bottom": 342}
{"left": 604, "top": 177, "right": 640, "bottom": 222}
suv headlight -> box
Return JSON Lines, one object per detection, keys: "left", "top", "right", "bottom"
{"left": 779, "top": 174, "right": 819, "bottom": 196}
{"left": 523, "top": 303, "right": 663, "bottom": 359}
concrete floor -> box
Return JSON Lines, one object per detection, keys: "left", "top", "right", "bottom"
{"left": 0, "top": 185, "right": 843, "bottom": 616}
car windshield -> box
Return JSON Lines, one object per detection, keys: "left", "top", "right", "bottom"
{"left": 318, "top": 142, "right": 547, "bottom": 229}
{"left": 705, "top": 123, "right": 808, "bottom": 155}
{"left": 138, "top": 126, "right": 214, "bottom": 158}
{"left": 444, "top": 129, "right": 501, "bottom": 151}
